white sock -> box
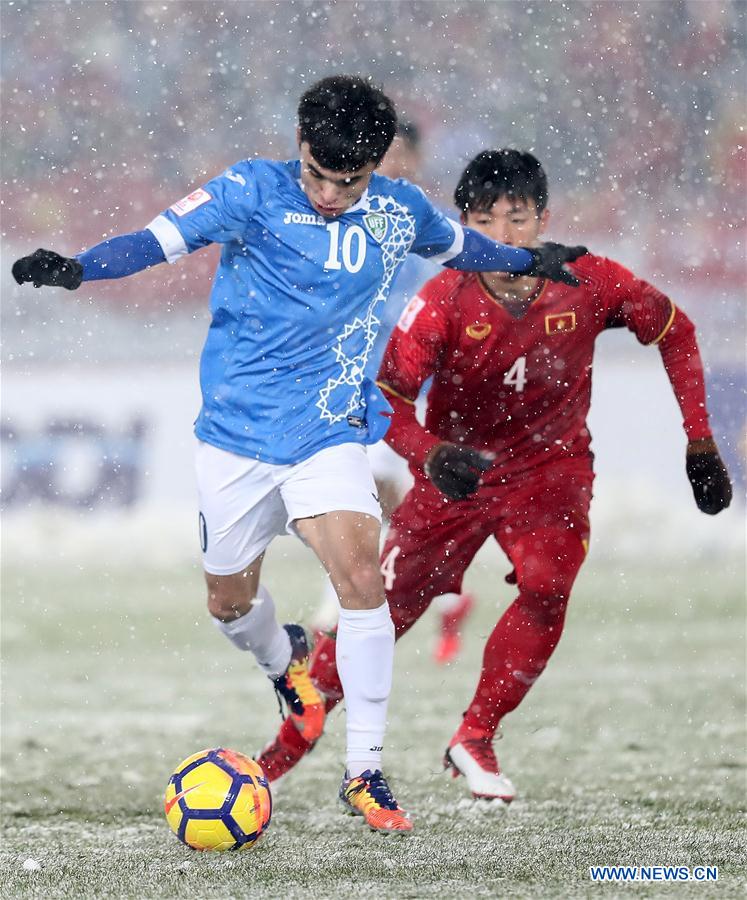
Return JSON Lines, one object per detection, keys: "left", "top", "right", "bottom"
{"left": 336, "top": 602, "right": 394, "bottom": 778}
{"left": 214, "top": 584, "right": 291, "bottom": 679}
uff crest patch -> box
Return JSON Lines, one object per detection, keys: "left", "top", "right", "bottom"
{"left": 363, "top": 213, "right": 388, "bottom": 242}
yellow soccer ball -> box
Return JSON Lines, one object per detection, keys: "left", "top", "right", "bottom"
{"left": 164, "top": 748, "right": 272, "bottom": 851}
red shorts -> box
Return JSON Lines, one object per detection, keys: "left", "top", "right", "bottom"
{"left": 380, "top": 458, "right": 593, "bottom": 631}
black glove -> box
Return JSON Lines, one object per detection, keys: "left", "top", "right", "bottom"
{"left": 425, "top": 443, "right": 493, "bottom": 500}
{"left": 686, "top": 440, "right": 732, "bottom": 515}
{"left": 522, "top": 242, "right": 588, "bottom": 286}
{"left": 12, "top": 248, "right": 84, "bottom": 290}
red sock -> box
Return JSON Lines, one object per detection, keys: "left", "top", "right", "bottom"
{"left": 462, "top": 529, "right": 585, "bottom": 736}
{"left": 462, "top": 595, "right": 567, "bottom": 736}
{"left": 309, "top": 631, "right": 344, "bottom": 710}
{"left": 276, "top": 713, "right": 314, "bottom": 752}
{"left": 310, "top": 603, "right": 420, "bottom": 714}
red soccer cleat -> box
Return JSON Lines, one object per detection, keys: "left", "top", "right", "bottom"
{"left": 256, "top": 715, "right": 315, "bottom": 783}
{"left": 434, "top": 592, "right": 475, "bottom": 664}
{"left": 444, "top": 721, "right": 516, "bottom": 803}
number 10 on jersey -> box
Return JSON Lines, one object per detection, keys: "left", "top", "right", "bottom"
{"left": 324, "top": 222, "right": 367, "bottom": 273}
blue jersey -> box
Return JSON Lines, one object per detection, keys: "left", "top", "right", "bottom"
{"left": 147, "top": 159, "right": 463, "bottom": 464}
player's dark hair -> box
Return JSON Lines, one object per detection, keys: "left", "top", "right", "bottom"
{"left": 454, "top": 149, "right": 548, "bottom": 215}
{"left": 298, "top": 75, "right": 397, "bottom": 171}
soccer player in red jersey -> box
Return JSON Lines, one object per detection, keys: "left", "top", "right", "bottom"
{"left": 258, "top": 149, "right": 732, "bottom": 800}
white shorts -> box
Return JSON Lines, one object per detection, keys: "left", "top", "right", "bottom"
{"left": 366, "top": 439, "right": 412, "bottom": 491}
{"left": 195, "top": 440, "right": 382, "bottom": 576}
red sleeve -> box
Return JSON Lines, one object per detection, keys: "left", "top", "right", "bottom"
{"left": 376, "top": 273, "right": 456, "bottom": 468}
{"left": 656, "top": 307, "right": 712, "bottom": 440}
{"left": 379, "top": 389, "right": 441, "bottom": 469}
{"left": 590, "top": 257, "right": 712, "bottom": 441}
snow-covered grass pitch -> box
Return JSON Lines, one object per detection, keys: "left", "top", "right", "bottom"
{"left": 2, "top": 551, "right": 744, "bottom": 898}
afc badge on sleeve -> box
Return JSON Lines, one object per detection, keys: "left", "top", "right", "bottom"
{"left": 397, "top": 295, "right": 426, "bottom": 333}
{"left": 170, "top": 188, "right": 212, "bottom": 217}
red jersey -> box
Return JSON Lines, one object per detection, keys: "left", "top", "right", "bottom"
{"left": 378, "top": 253, "right": 711, "bottom": 481}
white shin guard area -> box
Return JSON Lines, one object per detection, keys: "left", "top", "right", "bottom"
{"left": 336, "top": 602, "right": 395, "bottom": 778}
{"left": 214, "top": 584, "right": 291, "bottom": 679}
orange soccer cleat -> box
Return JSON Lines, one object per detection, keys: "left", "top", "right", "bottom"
{"left": 270, "top": 624, "right": 326, "bottom": 743}
{"left": 339, "top": 769, "right": 413, "bottom": 834}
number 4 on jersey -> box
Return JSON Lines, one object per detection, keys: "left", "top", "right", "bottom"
{"left": 503, "top": 356, "right": 527, "bottom": 393}
{"left": 380, "top": 545, "right": 401, "bottom": 590}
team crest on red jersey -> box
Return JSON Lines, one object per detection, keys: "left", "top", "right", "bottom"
{"left": 545, "top": 312, "right": 576, "bottom": 334}
{"left": 465, "top": 323, "right": 492, "bottom": 340}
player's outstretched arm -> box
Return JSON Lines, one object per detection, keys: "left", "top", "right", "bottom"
{"left": 444, "top": 228, "right": 587, "bottom": 285}
{"left": 12, "top": 229, "right": 166, "bottom": 290}
{"left": 654, "top": 308, "right": 732, "bottom": 515}
{"left": 599, "top": 258, "right": 733, "bottom": 517}
{"left": 685, "top": 437, "right": 732, "bottom": 515}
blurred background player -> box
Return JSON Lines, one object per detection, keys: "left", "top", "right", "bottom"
{"left": 258, "top": 149, "right": 732, "bottom": 800}
{"left": 312, "top": 118, "right": 475, "bottom": 664}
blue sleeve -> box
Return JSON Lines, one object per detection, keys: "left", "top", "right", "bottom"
{"left": 147, "top": 162, "right": 260, "bottom": 262}
{"left": 405, "top": 184, "right": 464, "bottom": 261}
{"left": 403, "top": 183, "right": 533, "bottom": 273}
{"left": 444, "top": 227, "right": 534, "bottom": 273}
{"left": 76, "top": 229, "right": 166, "bottom": 281}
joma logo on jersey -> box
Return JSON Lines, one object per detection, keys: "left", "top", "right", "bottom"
{"left": 283, "top": 211, "right": 325, "bottom": 226}
{"left": 363, "top": 213, "right": 388, "bottom": 242}
{"left": 545, "top": 312, "right": 576, "bottom": 334}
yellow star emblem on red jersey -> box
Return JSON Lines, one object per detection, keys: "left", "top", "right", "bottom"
{"left": 545, "top": 312, "right": 576, "bottom": 334}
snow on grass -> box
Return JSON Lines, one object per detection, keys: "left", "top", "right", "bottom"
{"left": 1, "top": 557, "right": 745, "bottom": 898}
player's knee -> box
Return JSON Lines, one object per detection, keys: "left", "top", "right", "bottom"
{"left": 514, "top": 531, "right": 585, "bottom": 623}
{"left": 516, "top": 531, "right": 583, "bottom": 588}
{"left": 204, "top": 568, "right": 259, "bottom": 621}
{"left": 206, "top": 587, "right": 251, "bottom": 621}
{"left": 335, "top": 561, "right": 385, "bottom": 609}
{"left": 517, "top": 560, "right": 575, "bottom": 622}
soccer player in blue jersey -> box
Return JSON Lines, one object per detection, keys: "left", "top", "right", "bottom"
{"left": 12, "top": 75, "right": 586, "bottom": 834}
